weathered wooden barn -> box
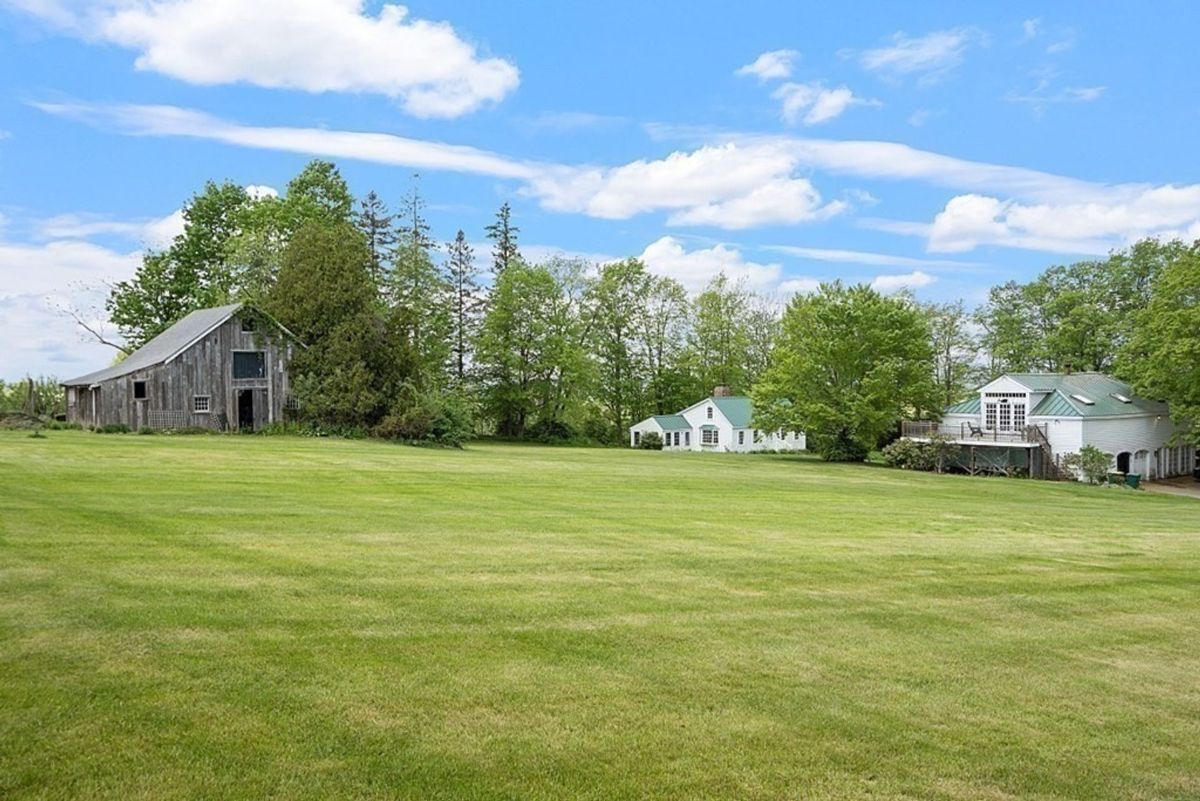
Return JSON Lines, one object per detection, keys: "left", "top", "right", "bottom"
{"left": 62, "top": 303, "right": 298, "bottom": 432}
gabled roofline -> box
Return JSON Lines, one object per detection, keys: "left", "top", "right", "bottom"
{"left": 161, "top": 304, "right": 301, "bottom": 366}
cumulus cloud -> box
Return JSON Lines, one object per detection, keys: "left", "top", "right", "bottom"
{"left": 855, "top": 27, "right": 981, "bottom": 82}
{"left": 870, "top": 271, "right": 935, "bottom": 293}
{"left": 735, "top": 49, "right": 800, "bottom": 81}
{"left": 772, "top": 82, "right": 877, "bottom": 125}
{"left": 12, "top": 0, "right": 519, "bottom": 118}
{"left": 638, "top": 236, "right": 782, "bottom": 293}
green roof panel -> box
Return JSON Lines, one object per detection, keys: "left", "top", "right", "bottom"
{"left": 710, "top": 396, "right": 753, "bottom": 427}
{"left": 653, "top": 414, "right": 691, "bottom": 432}
{"left": 945, "top": 397, "right": 980, "bottom": 414}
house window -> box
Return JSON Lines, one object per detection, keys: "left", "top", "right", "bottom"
{"left": 193, "top": 396, "right": 211, "bottom": 413}
{"left": 633, "top": 431, "right": 641, "bottom": 446}
{"left": 707, "top": 406, "right": 713, "bottom": 419}
{"left": 738, "top": 430, "right": 745, "bottom": 445}
{"left": 673, "top": 432, "right": 680, "bottom": 446}
{"left": 133, "top": 380, "right": 147, "bottom": 400}
{"left": 702, "top": 429, "right": 719, "bottom": 445}
{"left": 233, "top": 351, "right": 266, "bottom": 379}
{"left": 1012, "top": 403, "right": 1026, "bottom": 430}
{"left": 684, "top": 432, "right": 690, "bottom": 446}
{"left": 984, "top": 402, "right": 997, "bottom": 430}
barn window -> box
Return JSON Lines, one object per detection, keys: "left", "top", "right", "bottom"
{"left": 233, "top": 351, "right": 266, "bottom": 379}
{"left": 133, "top": 380, "right": 147, "bottom": 400}
{"left": 285, "top": 395, "right": 300, "bottom": 411}
{"left": 193, "top": 396, "right": 211, "bottom": 413}
{"left": 240, "top": 317, "right": 256, "bottom": 333}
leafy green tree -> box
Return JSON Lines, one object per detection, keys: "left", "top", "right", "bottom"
{"left": 1117, "top": 242, "right": 1200, "bottom": 445}
{"left": 282, "top": 160, "right": 355, "bottom": 231}
{"left": 484, "top": 201, "right": 520, "bottom": 277}
{"left": 638, "top": 275, "right": 693, "bottom": 414}
{"left": 445, "top": 230, "right": 484, "bottom": 384}
{"left": 688, "top": 274, "right": 751, "bottom": 394}
{"left": 976, "top": 281, "right": 1040, "bottom": 374}
{"left": 925, "top": 300, "right": 981, "bottom": 406}
{"left": 586, "top": 258, "right": 651, "bottom": 442}
{"left": 754, "top": 282, "right": 937, "bottom": 461}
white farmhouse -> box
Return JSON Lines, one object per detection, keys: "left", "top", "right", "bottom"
{"left": 629, "top": 389, "right": 805, "bottom": 453}
{"left": 905, "top": 372, "right": 1195, "bottom": 480}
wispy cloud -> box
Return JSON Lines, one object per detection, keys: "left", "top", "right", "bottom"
{"left": 735, "top": 49, "right": 800, "bottom": 81}
{"left": 772, "top": 82, "right": 879, "bottom": 126}
{"left": 762, "top": 245, "right": 980, "bottom": 271}
{"left": 853, "top": 27, "right": 983, "bottom": 83}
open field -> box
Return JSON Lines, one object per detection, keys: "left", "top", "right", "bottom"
{"left": 2, "top": 431, "right": 1199, "bottom": 800}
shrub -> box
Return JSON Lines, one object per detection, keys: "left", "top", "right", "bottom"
{"left": 810, "top": 430, "right": 870, "bottom": 462}
{"left": 881, "top": 434, "right": 960, "bottom": 473}
{"left": 96, "top": 423, "right": 131, "bottom": 434}
{"left": 45, "top": 420, "right": 83, "bottom": 431}
{"left": 1061, "top": 445, "right": 1113, "bottom": 485}
{"left": 637, "top": 431, "right": 663, "bottom": 450}
{"left": 138, "top": 427, "right": 155, "bottom": 435}
{"left": 527, "top": 419, "right": 576, "bottom": 444}
{"left": 373, "top": 387, "right": 472, "bottom": 447}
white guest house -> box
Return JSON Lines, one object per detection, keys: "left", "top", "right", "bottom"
{"left": 903, "top": 372, "right": 1195, "bottom": 480}
{"left": 629, "top": 388, "right": 805, "bottom": 453}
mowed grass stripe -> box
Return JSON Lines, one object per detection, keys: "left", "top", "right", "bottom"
{"left": 1, "top": 432, "right": 1198, "bottom": 800}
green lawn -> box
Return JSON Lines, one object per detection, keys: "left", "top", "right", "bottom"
{"left": 2, "top": 431, "right": 1199, "bottom": 800}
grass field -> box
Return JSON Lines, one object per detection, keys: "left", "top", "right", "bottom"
{"left": 2, "top": 431, "right": 1199, "bottom": 800}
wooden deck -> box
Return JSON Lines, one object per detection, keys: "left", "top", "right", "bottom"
{"left": 901, "top": 420, "right": 1046, "bottom": 447}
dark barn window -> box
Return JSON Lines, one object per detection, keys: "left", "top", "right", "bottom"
{"left": 233, "top": 351, "right": 266, "bottom": 379}
{"left": 133, "top": 380, "right": 147, "bottom": 400}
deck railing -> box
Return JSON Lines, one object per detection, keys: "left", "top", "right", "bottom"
{"left": 901, "top": 420, "right": 1048, "bottom": 444}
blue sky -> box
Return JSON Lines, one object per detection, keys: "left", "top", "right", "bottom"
{"left": 3, "top": 0, "right": 1200, "bottom": 379}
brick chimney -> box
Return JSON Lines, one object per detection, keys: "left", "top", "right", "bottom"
{"left": 713, "top": 385, "right": 731, "bottom": 397}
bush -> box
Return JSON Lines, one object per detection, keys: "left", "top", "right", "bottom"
{"left": 881, "top": 434, "right": 960, "bottom": 473}
{"left": 45, "top": 420, "right": 83, "bottom": 430}
{"left": 96, "top": 423, "right": 131, "bottom": 434}
{"left": 373, "top": 387, "right": 472, "bottom": 447}
{"left": 1061, "top": 445, "right": 1113, "bottom": 485}
{"left": 138, "top": 426, "right": 155, "bottom": 435}
{"left": 637, "top": 431, "right": 663, "bottom": 450}
{"left": 810, "top": 430, "right": 870, "bottom": 462}
{"left": 527, "top": 419, "right": 577, "bottom": 444}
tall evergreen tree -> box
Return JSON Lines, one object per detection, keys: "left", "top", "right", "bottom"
{"left": 446, "top": 230, "right": 484, "bottom": 384}
{"left": 484, "top": 202, "right": 520, "bottom": 277}
{"left": 390, "top": 179, "right": 451, "bottom": 389}
{"left": 354, "top": 191, "right": 397, "bottom": 291}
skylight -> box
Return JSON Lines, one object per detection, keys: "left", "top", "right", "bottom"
{"left": 1070, "top": 393, "right": 1095, "bottom": 405}
{"left": 1111, "top": 393, "right": 1132, "bottom": 403}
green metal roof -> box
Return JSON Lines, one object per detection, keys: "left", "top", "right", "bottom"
{"left": 699, "top": 423, "right": 719, "bottom": 431}
{"left": 653, "top": 414, "right": 690, "bottom": 432}
{"left": 1005, "top": 373, "right": 1168, "bottom": 418}
{"left": 710, "top": 396, "right": 753, "bottom": 427}
{"left": 945, "top": 397, "right": 981, "bottom": 414}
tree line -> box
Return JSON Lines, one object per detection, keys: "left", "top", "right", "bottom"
{"left": 87, "top": 159, "right": 1199, "bottom": 455}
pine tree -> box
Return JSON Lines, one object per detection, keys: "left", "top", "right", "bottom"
{"left": 390, "top": 177, "right": 451, "bottom": 389}
{"left": 446, "top": 230, "right": 483, "bottom": 384}
{"left": 484, "top": 202, "right": 520, "bottom": 278}
{"left": 354, "top": 191, "right": 397, "bottom": 291}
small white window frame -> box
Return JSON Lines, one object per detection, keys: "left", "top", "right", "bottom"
{"left": 193, "top": 395, "right": 211, "bottom": 414}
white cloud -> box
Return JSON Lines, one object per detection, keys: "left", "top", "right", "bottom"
{"left": 925, "top": 189, "right": 1200, "bottom": 255}
{"left": 772, "top": 82, "right": 877, "bottom": 125}
{"left": 1007, "top": 81, "right": 1106, "bottom": 111}
{"left": 856, "top": 27, "right": 981, "bottom": 82}
{"left": 245, "top": 184, "right": 279, "bottom": 201}
{"left": 13, "top": 0, "right": 519, "bottom": 118}
{"left": 638, "top": 236, "right": 782, "bottom": 293}
{"left": 666, "top": 178, "right": 846, "bottom": 229}
{"left": 871, "top": 271, "right": 935, "bottom": 293}
{"left": 1021, "top": 18, "right": 1042, "bottom": 42}
{"left": 735, "top": 49, "right": 800, "bottom": 81}
{"left": 763, "top": 245, "right": 979, "bottom": 270}
{"left": 35, "top": 210, "right": 183, "bottom": 249}
{"left": 777, "top": 277, "right": 821, "bottom": 295}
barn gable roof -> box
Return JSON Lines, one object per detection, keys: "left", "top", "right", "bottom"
{"left": 62, "top": 303, "right": 291, "bottom": 387}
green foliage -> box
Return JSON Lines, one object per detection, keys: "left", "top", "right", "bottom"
{"left": 446, "top": 230, "right": 484, "bottom": 384}
{"left": 587, "top": 259, "right": 652, "bottom": 442}
{"left": 1116, "top": 242, "right": 1200, "bottom": 446}
{"left": 924, "top": 300, "right": 981, "bottom": 408}
{"left": 0, "top": 377, "right": 65, "bottom": 417}
{"left": 754, "top": 282, "right": 937, "bottom": 462}
{"left": 1061, "top": 444, "right": 1114, "bottom": 485}
{"left": 390, "top": 183, "right": 451, "bottom": 389}
{"left": 373, "top": 385, "right": 473, "bottom": 447}
{"left": 637, "top": 430, "right": 664, "bottom": 450}
{"left": 688, "top": 274, "right": 753, "bottom": 394}
{"left": 95, "top": 423, "right": 131, "bottom": 434}
{"left": 484, "top": 201, "right": 520, "bottom": 277}
{"left": 882, "top": 434, "right": 960, "bottom": 473}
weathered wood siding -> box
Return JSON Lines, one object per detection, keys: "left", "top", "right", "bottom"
{"left": 66, "top": 313, "right": 294, "bottom": 431}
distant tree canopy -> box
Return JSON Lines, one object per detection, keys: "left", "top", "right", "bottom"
{"left": 86, "top": 159, "right": 1200, "bottom": 448}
